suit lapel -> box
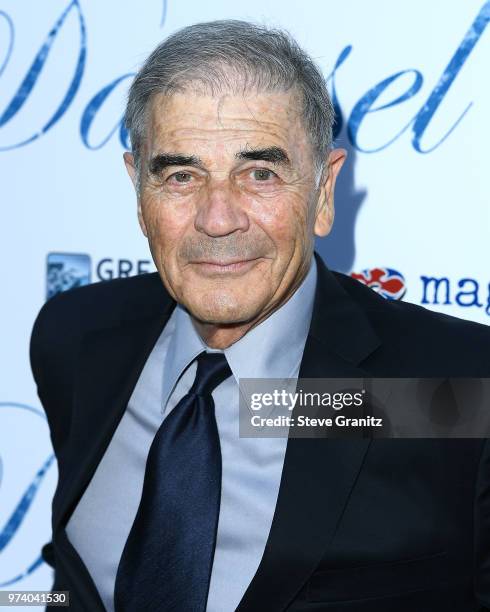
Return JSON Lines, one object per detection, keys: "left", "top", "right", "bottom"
{"left": 236, "top": 254, "right": 381, "bottom": 612}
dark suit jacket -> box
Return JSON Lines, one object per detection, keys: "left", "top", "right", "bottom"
{"left": 30, "top": 252, "right": 490, "bottom": 612}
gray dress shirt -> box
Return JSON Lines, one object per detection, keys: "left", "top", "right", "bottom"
{"left": 66, "top": 256, "right": 317, "bottom": 612}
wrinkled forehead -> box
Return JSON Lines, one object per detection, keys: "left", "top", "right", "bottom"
{"left": 143, "top": 87, "right": 314, "bottom": 165}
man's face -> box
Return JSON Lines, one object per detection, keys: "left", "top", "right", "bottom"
{"left": 125, "top": 88, "right": 345, "bottom": 328}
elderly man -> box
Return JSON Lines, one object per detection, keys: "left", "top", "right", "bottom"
{"left": 30, "top": 20, "right": 489, "bottom": 612}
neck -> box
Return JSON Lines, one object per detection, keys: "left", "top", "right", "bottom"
{"left": 191, "top": 318, "right": 258, "bottom": 349}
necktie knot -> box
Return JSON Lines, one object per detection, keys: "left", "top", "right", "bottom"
{"left": 190, "top": 351, "right": 232, "bottom": 397}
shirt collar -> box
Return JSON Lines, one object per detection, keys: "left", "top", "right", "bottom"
{"left": 161, "top": 256, "right": 318, "bottom": 413}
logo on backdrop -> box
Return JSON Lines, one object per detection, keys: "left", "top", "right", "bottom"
{"left": 420, "top": 274, "right": 490, "bottom": 317}
{"left": 351, "top": 268, "right": 406, "bottom": 300}
{"left": 46, "top": 252, "right": 154, "bottom": 300}
{"left": 46, "top": 252, "right": 91, "bottom": 299}
{"left": 351, "top": 267, "right": 490, "bottom": 317}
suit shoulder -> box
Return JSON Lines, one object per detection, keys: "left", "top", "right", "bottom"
{"left": 29, "top": 273, "right": 168, "bottom": 413}
{"left": 33, "top": 272, "right": 164, "bottom": 335}
{"left": 30, "top": 272, "right": 167, "bottom": 381}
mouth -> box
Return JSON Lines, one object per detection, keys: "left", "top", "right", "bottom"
{"left": 190, "top": 257, "right": 263, "bottom": 275}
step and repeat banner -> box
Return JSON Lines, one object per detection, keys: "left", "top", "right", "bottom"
{"left": 1, "top": 0, "right": 489, "bottom": 601}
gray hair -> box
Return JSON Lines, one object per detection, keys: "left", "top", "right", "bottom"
{"left": 125, "top": 19, "right": 334, "bottom": 180}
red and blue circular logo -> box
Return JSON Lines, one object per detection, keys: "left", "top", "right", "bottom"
{"left": 351, "top": 267, "right": 406, "bottom": 300}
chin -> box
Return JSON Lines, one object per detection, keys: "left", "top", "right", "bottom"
{"left": 186, "top": 293, "right": 260, "bottom": 326}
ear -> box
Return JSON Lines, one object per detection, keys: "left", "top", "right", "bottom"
{"left": 314, "top": 148, "right": 347, "bottom": 237}
{"left": 123, "top": 151, "right": 148, "bottom": 237}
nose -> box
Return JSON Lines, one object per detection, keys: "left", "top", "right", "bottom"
{"left": 194, "top": 178, "right": 249, "bottom": 237}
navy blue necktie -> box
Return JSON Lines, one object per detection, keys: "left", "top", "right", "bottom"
{"left": 114, "top": 351, "right": 232, "bottom": 612}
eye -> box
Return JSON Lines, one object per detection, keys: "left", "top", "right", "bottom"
{"left": 251, "top": 168, "right": 276, "bottom": 181}
{"left": 168, "top": 171, "right": 192, "bottom": 183}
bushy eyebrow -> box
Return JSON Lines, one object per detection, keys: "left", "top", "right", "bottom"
{"left": 148, "top": 146, "right": 290, "bottom": 176}
{"left": 149, "top": 153, "right": 205, "bottom": 175}
{"left": 236, "top": 146, "right": 290, "bottom": 166}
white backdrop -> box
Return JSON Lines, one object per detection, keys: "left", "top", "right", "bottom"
{"left": 1, "top": 0, "right": 489, "bottom": 601}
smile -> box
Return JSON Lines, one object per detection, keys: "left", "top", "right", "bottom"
{"left": 191, "top": 258, "right": 262, "bottom": 275}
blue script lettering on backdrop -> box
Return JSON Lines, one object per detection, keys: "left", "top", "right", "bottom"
{"left": 0, "top": 0, "right": 86, "bottom": 150}
{"left": 324, "top": 44, "right": 352, "bottom": 140}
{"left": 0, "top": 403, "right": 54, "bottom": 586}
{"left": 412, "top": 1, "right": 490, "bottom": 153}
{"left": 348, "top": 1, "right": 490, "bottom": 153}
{"left": 80, "top": 73, "right": 134, "bottom": 150}
{"left": 348, "top": 69, "right": 424, "bottom": 152}
{"left": 0, "top": 1, "right": 488, "bottom": 154}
